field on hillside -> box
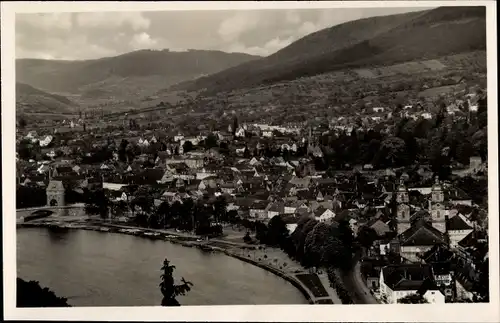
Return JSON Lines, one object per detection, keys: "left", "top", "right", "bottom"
{"left": 92, "top": 50, "right": 486, "bottom": 131}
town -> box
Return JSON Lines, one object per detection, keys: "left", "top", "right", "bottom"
{"left": 16, "top": 79, "right": 489, "bottom": 305}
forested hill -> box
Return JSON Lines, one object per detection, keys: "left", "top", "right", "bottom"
{"left": 172, "top": 6, "right": 486, "bottom": 94}
{"left": 16, "top": 82, "right": 78, "bottom": 114}
{"left": 16, "top": 49, "right": 261, "bottom": 98}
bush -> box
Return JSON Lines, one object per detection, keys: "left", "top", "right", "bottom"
{"left": 17, "top": 278, "right": 70, "bottom": 307}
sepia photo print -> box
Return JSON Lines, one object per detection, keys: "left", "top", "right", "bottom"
{"left": 2, "top": 1, "right": 498, "bottom": 322}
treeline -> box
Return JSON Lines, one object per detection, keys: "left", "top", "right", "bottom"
{"left": 248, "top": 215, "right": 358, "bottom": 303}
{"left": 247, "top": 215, "right": 357, "bottom": 302}
{"left": 121, "top": 192, "right": 231, "bottom": 237}
{"left": 17, "top": 186, "right": 47, "bottom": 208}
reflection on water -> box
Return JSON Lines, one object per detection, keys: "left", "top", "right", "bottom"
{"left": 47, "top": 229, "right": 70, "bottom": 242}
{"left": 17, "top": 228, "right": 307, "bottom": 306}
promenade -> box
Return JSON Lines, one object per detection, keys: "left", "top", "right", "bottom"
{"left": 18, "top": 214, "right": 341, "bottom": 304}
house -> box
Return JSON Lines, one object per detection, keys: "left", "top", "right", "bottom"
{"left": 366, "top": 217, "right": 392, "bottom": 237}
{"left": 430, "top": 262, "right": 454, "bottom": 300}
{"left": 447, "top": 188, "right": 472, "bottom": 206}
{"left": 456, "top": 230, "right": 488, "bottom": 265}
{"left": 379, "top": 264, "right": 445, "bottom": 304}
{"left": 446, "top": 214, "right": 474, "bottom": 249}
{"left": 220, "top": 182, "right": 236, "bottom": 195}
{"left": 249, "top": 200, "right": 269, "bottom": 219}
{"left": 288, "top": 176, "right": 311, "bottom": 189}
{"left": 398, "top": 220, "right": 446, "bottom": 263}
{"left": 314, "top": 207, "right": 335, "bottom": 222}
{"left": 455, "top": 273, "right": 475, "bottom": 302}
{"left": 469, "top": 156, "right": 482, "bottom": 173}
{"left": 420, "top": 244, "right": 454, "bottom": 264}
{"left": 266, "top": 201, "right": 284, "bottom": 219}
{"left": 421, "top": 112, "right": 432, "bottom": 119}
{"left": 284, "top": 200, "right": 307, "bottom": 214}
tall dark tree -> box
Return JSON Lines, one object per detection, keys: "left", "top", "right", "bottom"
{"left": 159, "top": 258, "right": 193, "bottom": 306}
{"left": 232, "top": 116, "right": 239, "bottom": 135}
{"left": 213, "top": 196, "right": 227, "bottom": 224}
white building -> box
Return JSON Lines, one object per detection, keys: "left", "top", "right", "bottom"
{"left": 379, "top": 264, "right": 445, "bottom": 304}
{"left": 314, "top": 207, "right": 335, "bottom": 222}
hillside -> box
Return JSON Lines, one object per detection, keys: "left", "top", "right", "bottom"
{"left": 173, "top": 6, "right": 486, "bottom": 94}
{"left": 16, "top": 49, "right": 260, "bottom": 100}
{"left": 16, "top": 82, "right": 78, "bottom": 115}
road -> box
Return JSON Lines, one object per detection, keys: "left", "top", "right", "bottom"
{"left": 341, "top": 252, "right": 378, "bottom": 304}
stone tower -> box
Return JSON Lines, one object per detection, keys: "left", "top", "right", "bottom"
{"left": 396, "top": 178, "right": 411, "bottom": 234}
{"left": 429, "top": 177, "right": 446, "bottom": 233}
{"left": 46, "top": 179, "right": 65, "bottom": 207}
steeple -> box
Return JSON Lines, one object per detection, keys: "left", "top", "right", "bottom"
{"left": 396, "top": 176, "right": 410, "bottom": 234}
{"left": 430, "top": 176, "right": 446, "bottom": 233}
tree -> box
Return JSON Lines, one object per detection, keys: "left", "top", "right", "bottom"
{"left": 357, "top": 226, "right": 379, "bottom": 248}
{"left": 397, "top": 293, "right": 429, "bottom": 304}
{"left": 243, "top": 231, "right": 252, "bottom": 243}
{"left": 183, "top": 140, "right": 193, "bottom": 153}
{"left": 255, "top": 221, "right": 269, "bottom": 243}
{"left": 266, "top": 215, "right": 290, "bottom": 247}
{"left": 159, "top": 258, "right": 193, "bottom": 306}
{"left": 204, "top": 133, "right": 218, "bottom": 149}
{"left": 17, "top": 278, "right": 70, "bottom": 307}
{"left": 17, "top": 139, "right": 36, "bottom": 160}
{"left": 132, "top": 186, "right": 154, "bottom": 215}
{"left": 156, "top": 201, "right": 171, "bottom": 228}
{"left": 85, "top": 189, "right": 109, "bottom": 219}
{"left": 213, "top": 196, "right": 227, "bottom": 224}
{"left": 232, "top": 116, "right": 239, "bottom": 135}
{"left": 118, "top": 139, "right": 129, "bottom": 162}
{"left": 375, "top": 137, "right": 408, "bottom": 167}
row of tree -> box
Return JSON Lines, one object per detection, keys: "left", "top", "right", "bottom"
{"left": 250, "top": 215, "right": 356, "bottom": 272}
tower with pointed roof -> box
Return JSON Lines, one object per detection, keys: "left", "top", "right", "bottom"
{"left": 429, "top": 176, "right": 446, "bottom": 233}
{"left": 396, "top": 177, "right": 411, "bottom": 234}
{"left": 46, "top": 179, "right": 65, "bottom": 207}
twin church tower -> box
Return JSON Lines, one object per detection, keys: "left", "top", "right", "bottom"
{"left": 396, "top": 177, "right": 446, "bottom": 234}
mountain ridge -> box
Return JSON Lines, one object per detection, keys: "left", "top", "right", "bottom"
{"left": 172, "top": 6, "right": 486, "bottom": 95}
{"left": 16, "top": 49, "right": 261, "bottom": 98}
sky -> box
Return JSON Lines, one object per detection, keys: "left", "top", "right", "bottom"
{"left": 16, "top": 7, "right": 431, "bottom": 60}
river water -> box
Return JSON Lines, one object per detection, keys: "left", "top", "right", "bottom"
{"left": 16, "top": 228, "right": 307, "bottom": 306}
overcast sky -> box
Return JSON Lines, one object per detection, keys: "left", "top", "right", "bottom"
{"left": 16, "top": 7, "right": 431, "bottom": 60}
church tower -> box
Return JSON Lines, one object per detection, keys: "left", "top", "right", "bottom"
{"left": 430, "top": 177, "right": 446, "bottom": 233}
{"left": 396, "top": 178, "right": 411, "bottom": 234}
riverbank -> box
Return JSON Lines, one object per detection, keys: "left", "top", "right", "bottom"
{"left": 17, "top": 219, "right": 340, "bottom": 304}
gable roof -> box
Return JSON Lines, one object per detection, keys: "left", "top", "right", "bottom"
{"left": 421, "top": 244, "right": 454, "bottom": 263}
{"left": 250, "top": 200, "right": 269, "bottom": 210}
{"left": 446, "top": 215, "right": 473, "bottom": 231}
{"left": 382, "top": 264, "right": 434, "bottom": 291}
{"left": 399, "top": 220, "right": 445, "bottom": 246}
{"left": 46, "top": 180, "right": 64, "bottom": 191}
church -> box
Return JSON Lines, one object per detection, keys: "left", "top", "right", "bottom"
{"left": 394, "top": 177, "right": 449, "bottom": 263}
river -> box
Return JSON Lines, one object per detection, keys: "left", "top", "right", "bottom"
{"left": 16, "top": 228, "right": 307, "bottom": 306}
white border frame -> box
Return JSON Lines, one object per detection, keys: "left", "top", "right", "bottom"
{"left": 2, "top": 1, "right": 498, "bottom": 321}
